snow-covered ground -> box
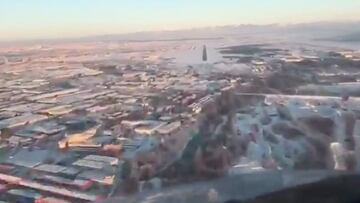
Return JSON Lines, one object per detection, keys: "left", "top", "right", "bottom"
{"left": 231, "top": 93, "right": 360, "bottom": 172}
{"left": 164, "top": 43, "right": 223, "bottom": 65}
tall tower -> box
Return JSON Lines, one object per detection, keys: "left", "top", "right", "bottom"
{"left": 202, "top": 45, "right": 208, "bottom": 62}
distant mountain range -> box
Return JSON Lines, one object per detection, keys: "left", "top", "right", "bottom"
{"left": 2, "top": 21, "right": 360, "bottom": 45}
{"left": 83, "top": 21, "right": 360, "bottom": 42}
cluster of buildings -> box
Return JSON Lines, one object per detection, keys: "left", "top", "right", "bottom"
{"left": 0, "top": 49, "right": 236, "bottom": 202}
{"left": 0, "top": 40, "right": 359, "bottom": 202}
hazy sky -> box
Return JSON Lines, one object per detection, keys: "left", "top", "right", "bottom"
{"left": 1, "top": 0, "right": 360, "bottom": 41}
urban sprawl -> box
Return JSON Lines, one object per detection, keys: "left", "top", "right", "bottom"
{"left": 0, "top": 40, "right": 360, "bottom": 202}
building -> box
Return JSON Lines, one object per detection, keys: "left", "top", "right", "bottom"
{"left": 202, "top": 45, "right": 208, "bottom": 62}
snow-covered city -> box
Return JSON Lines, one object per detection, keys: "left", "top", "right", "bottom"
{"left": 1, "top": 2, "right": 360, "bottom": 202}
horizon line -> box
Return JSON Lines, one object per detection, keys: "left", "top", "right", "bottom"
{"left": 1, "top": 20, "right": 359, "bottom": 45}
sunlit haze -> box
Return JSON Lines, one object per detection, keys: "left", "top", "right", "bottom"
{"left": 1, "top": 0, "right": 360, "bottom": 41}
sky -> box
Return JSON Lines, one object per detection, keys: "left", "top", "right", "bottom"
{"left": 1, "top": 0, "right": 360, "bottom": 41}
